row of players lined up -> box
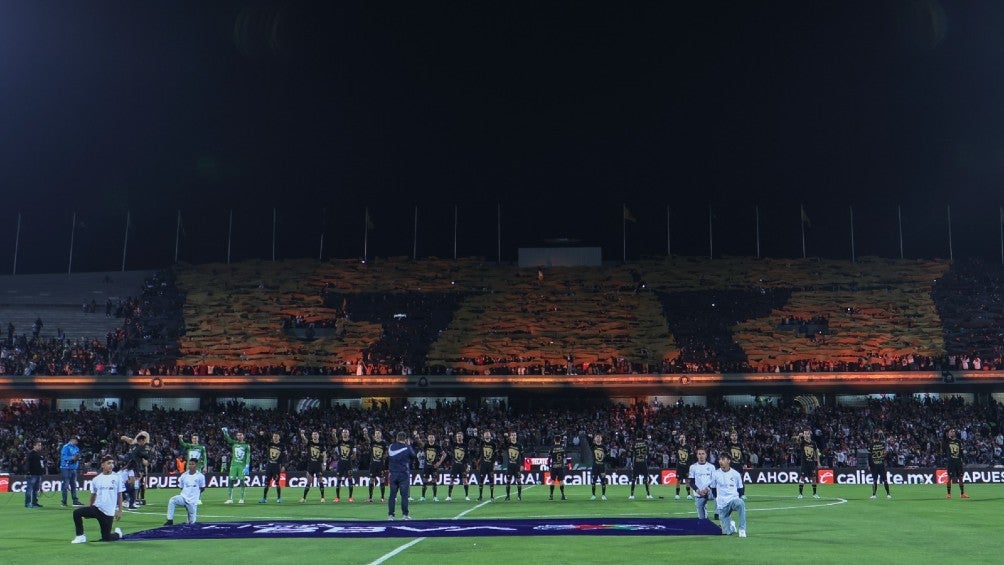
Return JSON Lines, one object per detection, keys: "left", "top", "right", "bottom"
{"left": 40, "top": 422, "right": 971, "bottom": 514}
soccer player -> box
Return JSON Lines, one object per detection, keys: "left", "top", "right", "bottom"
{"left": 446, "top": 431, "right": 471, "bottom": 501}
{"left": 299, "top": 429, "right": 328, "bottom": 503}
{"left": 688, "top": 448, "right": 717, "bottom": 520}
{"left": 120, "top": 431, "right": 151, "bottom": 506}
{"left": 332, "top": 428, "right": 357, "bottom": 502}
{"left": 475, "top": 430, "right": 498, "bottom": 501}
{"left": 222, "top": 427, "right": 250, "bottom": 504}
{"left": 727, "top": 430, "right": 746, "bottom": 471}
{"left": 589, "top": 433, "right": 609, "bottom": 501}
{"left": 944, "top": 428, "right": 968, "bottom": 499}
{"left": 59, "top": 436, "right": 84, "bottom": 507}
{"left": 164, "top": 458, "right": 206, "bottom": 525}
{"left": 868, "top": 431, "right": 892, "bottom": 499}
{"left": 70, "top": 455, "right": 124, "bottom": 544}
{"left": 629, "top": 430, "right": 653, "bottom": 500}
{"left": 178, "top": 433, "right": 207, "bottom": 505}
{"left": 259, "top": 430, "right": 285, "bottom": 504}
{"left": 387, "top": 431, "right": 417, "bottom": 520}
{"left": 503, "top": 431, "right": 524, "bottom": 501}
{"left": 419, "top": 433, "right": 446, "bottom": 501}
{"left": 711, "top": 453, "right": 746, "bottom": 537}
{"left": 548, "top": 434, "right": 567, "bottom": 501}
{"left": 795, "top": 429, "right": 821, "bottom": 499}
{"left": 364, "top": 428, "right": 388, "bottom": 503}
{"left": 675, "top": 433, "right": 694, "bottom": 500}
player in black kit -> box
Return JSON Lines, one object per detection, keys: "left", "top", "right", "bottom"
{"left": 446, "top": 431, "right": 471, "bottom": 502}
{"left": 364, "top": 428, "right": 388, "bottom": 503}
{"left": 503, "top": 431, "right": 523, "bottom": 501}
{"left": 331, "top": 428, "right": 357, "bottom": 503}
{"left": 674, "top": 433, "right": 694, "bottom": 500}
{"left": 795, "top": 429, "right": 821, "bottom": 499}
{"left": 548, "top": 434, "right": 567, "bottom": 501}
{"left": 259, "top": 431, "right": 285, "bottom": 503}
{"left": 589, "top": 433, "right": 609, "bottom": 501}
{"left": 868, "top": 431, "right": 891, "bottom": 499}
{"left": 419, "top": 433, "right": 446, "bottom": 501}
{"left": 944, "top": 428, "right": 968, "bottom": 499}
{"left": 298, "top": 429, "right": 327, "bottom": 503}
{"left": 475, "top": 430, "right": 498, "bottom": 501}
{"left": 629, "top": 430, "right": 653, "bottom": 500}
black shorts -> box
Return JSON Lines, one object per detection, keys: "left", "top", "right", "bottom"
{"left": 478, "top": 462, "right": 494, "bottom": 480}
{"left": 369, "top": 462, "right": 385, "bottom": 478}
{"left": 307, "top": 461, "right": 323, "bottom": 475}
{"left": 592, "top": 465, "right": 607, "bottom": 482}
{"left": 869, "top": 464, "right": 887, "bottom": 480}
{"left": 800, "top": 464, "right": 818, "bottom": 481}
{"left": 947, "top": 460, "right": 964, "bottom": 480}
{"left": 550, "top": 465, "right": 565, "bottom": 482}
{"left": 676, "top": 466, "right": 690, "bottom": 481}
{"left": 423, "top": 468, "right": 439, "bottom": 483}
{"left": 265, "top": 463, "right": 281, "bottom": 478}
{"left": 506, "top": 463, "right": 521, "bottom": 478}
{"left": 450, "top": 463, "right": 468, "bottom": 481}
{"left": 632, "top": 464, "right": 648, "bottom": 481}
{"left": 336, "top": 460, "right": 352, "bottom": 477}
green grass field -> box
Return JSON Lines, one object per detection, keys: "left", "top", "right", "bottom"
{"left": 3, "top": 482, "right": 999, "bottom": 564}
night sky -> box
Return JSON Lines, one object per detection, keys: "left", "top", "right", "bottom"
{"left": 1, "top": 0, "right": 1002, "bottom": 272}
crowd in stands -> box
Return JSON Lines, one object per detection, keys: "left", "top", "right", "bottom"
{"left": 5, "top": 260, "right": 1004, "bottom": 377}
{"left": 2, "top": 396, "right": 1001, "bottom": 478}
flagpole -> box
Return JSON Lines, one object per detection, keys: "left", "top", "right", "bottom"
{"left": 755, "top": 205, "right": 760, "bottom": 259}
{"left": 800, "top": 204, "right": 807, "bottom": 259}
{"left": 708, "top": 204, "right": 713, "bottom": 260}
{"left": 453, "top": 204, "right": 458, "bottom": 260}
{"left": 497, "top": 202, "right": 502, "bottom": 264}
{"left": 897, "top": 205, "right": 904, "bottom": 259}
{"left": 68, "top": 211, "right": 76, "bottom": 275}
{"left": 121, "top": 211, "right": 130, "bottom": 272}
{"left": 227, "top": 209, "right": 233, "bottom": 264}
{"left": 849, "top": 205, "right": 855, "bottom": 263}
{"left": 666, "top": 205, "right": 672, "bottom": 257}
{"left": 272, "top": 208, "right": 277, "bottom": 261}
{"left": 318, "top": 207, "right": 326, "bottom": 261}
{"left": 175, "top": 210, "right": 182, "bottom": 264}
{"left": 363, "top": 206, "right": 369, "bottom": 262}
{"left": 413, "top": 205, "right": 418, "bottom": 260}
{"left": 13, "top": 212, "right": 21, "bottom": 275}
{"left": 622, "top": 204, "right": 627, "bottom": 263}
{"left": 947, "top": 204, "right": 953, "bottom": 263}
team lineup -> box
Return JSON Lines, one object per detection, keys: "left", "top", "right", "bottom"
{"left": 58, "top": 423, "right": 973, "bottom": 543}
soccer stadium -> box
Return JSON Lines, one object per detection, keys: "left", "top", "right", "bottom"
{"left": 3, "top": 1, "right": 1002, "bottom": 564}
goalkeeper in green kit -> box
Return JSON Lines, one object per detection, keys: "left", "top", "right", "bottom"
{"left": 178, "top": 433, "right": 208, "bottom": 505}
{"left": 222, "top": 427, "right": 251, "bottom": 504}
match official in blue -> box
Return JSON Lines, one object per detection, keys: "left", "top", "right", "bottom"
{"left": 387, "top": 431, "right": 417, "bottom": 520}
{"left": 711, "top": 453, "right": 746, "bottom": 537}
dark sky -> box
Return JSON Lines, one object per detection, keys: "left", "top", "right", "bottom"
{"left": 1, "top": 0, "right": 1002, "bottom": 272}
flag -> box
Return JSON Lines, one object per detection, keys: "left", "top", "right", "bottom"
{"left": 800, "top": 205, "right": 811, "bottom": 227}
{"left": 623, "top": 205, "right": 637, "bottom": 222}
